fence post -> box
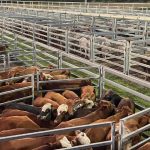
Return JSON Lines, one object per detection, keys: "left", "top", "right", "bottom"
{"left": 111, "top": 122, "right": 115, "bottom": 150}
{"left": 31, "top": 74, "right": 35, "bottom": 102}
{"left": 36, "top": 71, "right": 40, "bottom": 95}
{"left": 32, "top": 23, "right": 37, "bottom": 66}
{"left": 58, "top": 52, "right": 62, "bottom": 69}
{"left": 1, "top": 18, "right": 5, "bottom": 42}
{"left": 119, "top": 119, "right": 124, "bottom": 150}
{"left": 112, "top": 18, "right": 117, "bottom": 40}
{"left": 7, "top": 53, "right": 10, "bottom": 68}
{"left": 143, "top": 21, "right": 148, "bottom": 46}
{"left": 65, "top": 29, "right": 69, "bottom": 53}
{"left": 124, "top": 41, "right": 130, "bottom": 75}
{"left": 90, "top": 35, "right": 95, "bottom": 62}
{"left": 98, "top": 66, "right": 105, "bottom": 99}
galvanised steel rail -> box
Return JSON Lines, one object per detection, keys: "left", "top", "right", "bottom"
{"left": 0, "top": 121, "right": 116, "bottom": 150}
{"left": 0, "top": 6, "right": 149, "bottom": 42}
{"left": 1, "top": 28, "right": 150, "bottom": 105}
{"left": 0, "top": 17, "right": 150, "bottom": 82}
{"left": 0, "top": 74, "right": 34, "bottom": 106}
{"left": 1, "top": 1, "right": 150, "bottom": 15}
{"left": 119, "top": 108, "right": 150, "bottom": 150}
{"left": 0, "top": 28, "right": 149, "bottom": 149}
{"left": 1, "top": 5, "right": 150, "bottom": 21}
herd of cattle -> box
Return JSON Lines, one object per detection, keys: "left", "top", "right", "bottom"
{"left": 0, "top": 65, "right": 149, "bottom": 150}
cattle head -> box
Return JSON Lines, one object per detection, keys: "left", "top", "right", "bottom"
{"left": 138, "top": 114, "right": 150, "bottom": 128}
{"left": 102, "top": 89, "right": 122, "bottom": 107}
{"left": 102, "top": 89, "right": 114, "bottom": 101}
{"left": 40, "top": 72, "right": 53, "bottom": 80}
{"left": 59, "top": 136, "right": 72, "bottom": 148}
{"left": 117, "top": 98, "right": 135, "bottom": 113}
{"left": 38, "top": 103, "right": 53, "bottom": 121}
{"left": 81, "top": 85, "right": 96, "bottom": 101}
{"left": 72, "top": 130, "right": 91, "bottom": 146}
{"left": 73, "top": 99, "right": 95, "bottom": 112}
{"left": 99, "top": 100, "right": 116, "bottom": 115}
{"left": 54, "top": 104, "right": 70, "bottom": 124}
{"left": 83, "top": 99, "right": 95, "bottom": 109}
{"left": 118, "top": 106, "right": 133, "bottom": 117}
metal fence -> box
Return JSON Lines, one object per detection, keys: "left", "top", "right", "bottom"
{"left": 0, "top": 74, "right": 34, "bottom": 106}
{"left": 0, "top": 17, "right": 150, "bottom": 81}
{"left": 0, "top": 27, "right": 150, "bottom": 148}
{"left": 0, "top": 6, "right": 150, "bottom": 39}
{"left": 119, "top": 108, "right": 150, "bottom": 150}
{"left": 1, "top": 1, "right": 150, "bottom": 16}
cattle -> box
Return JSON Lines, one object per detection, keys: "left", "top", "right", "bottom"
{"left": 106, "top": 114, "right": 149, "bottom": 150}
{"left": 81, "top": 85, "right": 96, "bottom": 101}
{"left": 37, "top": 103, "right": 57, "bottom": 123}
{"left": 117, "top": 98, "right": 135, "bottom": 113}
{"left": 79, "top": 37, "right": 90, "bottom": 58}
{"left": 44, "top": 92, "right": 79, "bottom": 117}
{"left": 101, "top": 89, "right": 122, "bottom": 107}
{"left": 137, "top": 142, "right": 150, "bottom": 150}
{"left": 14, "top": 66, "right": 39, "bottom": 76}
{"left": 41, "top": 73, "right": 69, "bottom": 81}
{"left": 0, "top": 131, "right": 91, "bottom": 150}
{"left": 33, "top": 97, "right": 59, "bottom": 108}
{"left": 49, "top": 69, "right": 70, "bottom": 76}
{"left": 0, "top": 82, "right": 32, "bottom": 103}
{"left": 44, "top": 92, "right": 68, "bottom": 104}
{"left": 55, "top": 100, "right": 115, "bottom": 133}
{"left": 0, "top": 128, "right": 47, "bottom": 137}
{"left": 41, "top": 79, "right": 91, "bottom": 91}
{"left": 6, "top": 102, "right": 40, "bottom": 115}
{"left": 62, "top": 90, "right": 79, "bottom": 100}
{"left": 123, "top": 114, "right": 150, "bottom": 149}
{"left": 85, "top": 106, "right": 133, "bottom": 150}
{"left": 0, "top": 116, "right": 40, "bottom": 131}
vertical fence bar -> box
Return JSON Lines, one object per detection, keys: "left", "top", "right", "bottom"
{"left": 32, "top": 23, "right": 37, "bottom": 66}
{"left": 31, "top": 74, "right": 34, "bottom": 102}
{"left": 99, "top": 66, "right": 105, "bottom": 99}
{"left": 111, "top": 122, "right": 115, "bottom": 150}
{"left": 65, "top": 29, "right": 69, "bottom": 53}
{"left": 119, "top": 120, "right": 124, "bottom": 150}
{"left": 58, "top": 52, "right": 62, "bottom": 69}
{"left": 36, "top": 70, "right": 40, "bottom": 95}
{"left": 112, "top": 18, "right": 117, "bottom": 40}
{"left": 90, "top": 34, "right": 94, "bottom": 62}
{"left": 124, "top": 41, "right": 130, "bottom": 75}
{"left": 143, "top": 21, "right": 148, "bottom": 47}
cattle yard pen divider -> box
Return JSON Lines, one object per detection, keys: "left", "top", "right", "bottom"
{"left": 0, "top": 13, "right": 149, "bottom": 149}
{"left": 1, "top": 1, "right": 150, "bottom": 16}
{"left": 0, "top": 18, "right": 150, "bottom": 105}
{"left": 0, "top": 6, "right": 150, "bottom": 40}
{"left": 0, "top": 17, "right": 150, "bottom": 81}
{"left": 0, "top": 74, "right": 34, "bottom": 106}
{"left": 0, "top": 121, "right": 116, "bottom": 150}
{"left": 0, "top": 66, "right": 149, "bottom": 149}
{"left": 119, "top": 108, "right": 150, "bottom": 150}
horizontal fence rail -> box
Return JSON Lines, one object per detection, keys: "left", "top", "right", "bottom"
{"left": 0, "top": 26, "right": 150, "bottom": 148}
{"left": 0, "top": 17, "right": 150, "bottom": 82}
{"left": 1, "top": 1, "right": 150, "bottom": 16}
{"left": 119, "top": 108, "right": 150, "bottom": 150}
{"left": 0, "top": 74, "right": 34, "bottom": 106}
{"left": 0, "top": 121, "right": 116, "bottom": 150}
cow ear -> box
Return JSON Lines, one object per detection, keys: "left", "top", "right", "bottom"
{"left": 75, "top": 130, "right": 81, "bottom": 135}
